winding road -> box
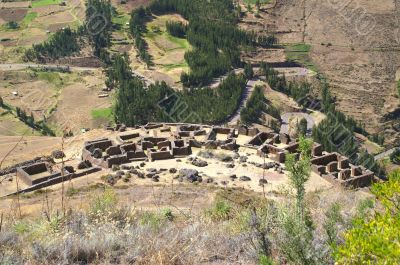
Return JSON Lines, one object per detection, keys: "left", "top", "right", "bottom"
{"left": 227, "top": 79, "right": 257, "bottom": 125}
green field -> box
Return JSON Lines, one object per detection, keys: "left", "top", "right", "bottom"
{"left": 243, "top": 0, "right": 270, "bottom": 4}
{"left": 22, "top": 12, "right": 38, "bottom": 26}
{"left": 284, "top": 43, "right": 318, "bottom": 72}
{"left": 91, "top": 107, "right": 113, "bottom": 120}
{"left": 31, "top": 0, "right": 62, "bottom": 8}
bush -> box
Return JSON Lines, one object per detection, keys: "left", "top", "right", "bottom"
{"left": 205, "top": 200, "right": 232, "bottom": 221}
{"left": 390, "top": 148, "right": 400, "bottom": 164}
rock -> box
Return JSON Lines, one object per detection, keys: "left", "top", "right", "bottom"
{"left": 220, "top": 181, "right": 228, "bottom": 186}
{"left": 146, "top": 168, "right": 157, "bottom": 173}
{"left": 239, "top": 156, "right": 248, "bottom": 163}
{"left": 146, "top": 172, "right": 156, "bottom": 178}
{"left": 219, "top": 155, "right": 233, "bottom": 162}
{"left": 115, "top": 171, "right": 125, "bottom": 178}
{"left": 242, "top": 163, "right": 247, "bottom": 167}
{"left": 78, "top": 161, "right": 91, "bottom": 169}
{"left": 176, "top": 159, "right": 182, "bottom": 162}
{"left": 229, "top": 174, "right": 237, "bottom": 180}
{"left": 137, "top": 172, "right": 145, "bottom": 178}
{"left": 232, "top": 152, "right": 240, "bottom": 159}
{"left": 160, "top": 168, "right": 168, "bottom": 172}
{"left": 187, "top": 157, "right": 194, "bottom": 162}
{"left": 178, "top": 168, "right": 200, "bottom": 182}
{"left": 92, "top": 148, "right": 103, "bottom": 159}
{"left": 259, "top": 179, "right": 268, "bottom": 185}
{"left": 239, "top": 176, "right": 251, "bottom": 181}
{"left": 152, "top": 175, "right": 160, "bottom": 182}
{"left": 112, "top": 164, "right": 120, "bottom": 171}
{"left": 192, "top": 158, "right": 208, "bottom": 167}
{"left": 263, "top": 162, "right": 275, "bottom": 169}
{"left": 169, "top": 168, "right": 177, "bottom": 173}
{"left": 140, "top": 162, "right": 146, "bottom": 167}
{"left": 121, "top": 165, "right": 131, "bottom": 170}
{"left": 206, "top": 177, "right": 214, "bottom": 183}
{"left": 226, "top": 163, "right": 235, "bottom": 168}
{"left": 129, "top": 169, "right": 138, "bottom": 175}
{"left": 52, "top": 150, "right": 65, "bottom": 159}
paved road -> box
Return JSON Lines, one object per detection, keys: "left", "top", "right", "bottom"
{"left": 374, "top": 147, "right": 399, "bottom": 161}
{"left": 280, "top": 112, "right": 315, "bottom": 135}
{"left": 227, "top": 79, "right": 257, "bottom": 125}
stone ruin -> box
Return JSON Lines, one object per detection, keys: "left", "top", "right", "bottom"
{"left": 204, "top": 127, "right": 237, "bottom": 151}
{"left": 310, "top": 150, "right": 375, "bottom": 188}
{"left": 82, "top": 138, "right": 147, "bottom": 168}
{"left": 15, "top": 161, "right": 100, "bottom": 192}
{"left": 246, "top": 131, "right": 376, "bottom": 188}
{"left": 82, "top": 135, "right": 193, "bottom": 167}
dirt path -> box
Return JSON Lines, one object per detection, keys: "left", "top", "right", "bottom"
{"left": 0, "top": 63, "right": 99, "bottom": 72}
{"left": 374, "top": 147, "right": 399, "bottom": 161}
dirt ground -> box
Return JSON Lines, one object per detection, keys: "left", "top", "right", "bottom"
{"left": 0, "top": 125, "right": 335, "bottom": 218}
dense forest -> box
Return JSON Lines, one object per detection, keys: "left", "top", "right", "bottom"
{"left": 136, "top": 0, "right": 269, "bottom": 87}
{"left": 166, "top": 20, "right": 187, "bottom": 38}
{"left": 24, "top": 28, "right": 82, "bottom": 62}
{"left": 112, "top": 54, "right": 246, "bottom": 125}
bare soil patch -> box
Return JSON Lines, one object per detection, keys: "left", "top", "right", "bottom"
{"left": 0, "top": 1, "right": 31, "bottom": 8}
{"left": 112, "top": 0, "right": 151, "bottom": 13}
{"left": 0, "top": 8, "right": 28, "bottom": 22}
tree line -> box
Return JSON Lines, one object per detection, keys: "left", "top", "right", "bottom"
{"left": 25, "top": 0, "right": 113, "bottom": 63}
{"left": 166, "top": 20, "right": 187, "bottom": 38}
{"left": 111, "top": 54, "right": 246, "bottom": 125}
{"left": 24, "top": 28, "right": 82, "bottom": 62}
{"left": 129, "top": 7, "right": 152, "bottom": 67}
{"left": 312, "top": 83, "right": 384, "bottom": 176}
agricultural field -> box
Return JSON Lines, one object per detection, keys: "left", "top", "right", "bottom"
{"left": 0, "top": 0, "right": 85, "bottom": 63}
{"left": 129, "top": 14, "right": 191, "bottom": 89}
{"left": 0, "top": 69, "right": 110, "bottom": 136}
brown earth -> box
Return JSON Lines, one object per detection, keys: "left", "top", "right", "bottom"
{"left": 240, "top": 0, "right": 400, "bottom": 147}
{"left": 112, "top": 0, "right": 150, "bottom": 13}
{"left": 0, "top": 8, "right": 28, "bottom": 22}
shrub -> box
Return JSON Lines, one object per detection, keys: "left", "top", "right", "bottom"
{"left": 205, "top": 200, "right": 232, "bottom": 221}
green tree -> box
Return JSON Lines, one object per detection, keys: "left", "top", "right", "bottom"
{"left": 297, "top": 118, "right": 308, "bottom": 136}
{"left": 0, "top": 96, "right": 3, "bottom": 108}
{"left": 390, "top": 148, "right": 400, "bottom": 165}
{"left": 244, "top": 62, "right": 254, "bottom": 79}
{"left": 285, "top": 136, "right": 313, "bottom": 214}
{"left": 335, "top": 170, "right": 400, "bottom": 264}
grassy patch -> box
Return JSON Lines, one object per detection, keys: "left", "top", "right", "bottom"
{"left": 22, "top": 12, "right": 38, "bottom": 26}
{"left": 162, "top": 62, "right": 188, "bottom": 71}
{"left": 284, "top": 43, "right": 318, "bottom": 72}
{"left": 36, "top": 71, "right": 65, "bottom": 89}
{"left": 31, "top": 0, "right": 62, "bottom": 7}
{"left": 243, "top": 0, "right": 270, "bottom": 4}
{"left": 112, "top": 13, "right": 130, "bottom": 27}
{"left": 91, "top": 107, "right": 113, "bottom": 119}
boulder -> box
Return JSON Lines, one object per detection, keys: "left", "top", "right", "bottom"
{"left": 178, "top": 168, "right": 200, "bottom": 182}
{"left": 259, "top": 179, "right": 268, "bottom": 185}
{"left": 239, "top": 176, "right": 251, "bottom": 181}
{"left": 169, "top": 168, "right": 177, "bottom": 173}
{"left": 78, "top": 160, "right": 92, "bottom": 169}
{"left": 226, "top": 163, "right": 235, "bottom": 168}
{"left": 52, "top": 150, "right": 65, "bottom": 159}
{"left": 239, "top": 156, "right": 248, "bottom": 163}
{"left": 229, "top": 174, "right": 237, "bottom": 180}
{"left": 192, "top": 158, "right": 208, "bottom": 167}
